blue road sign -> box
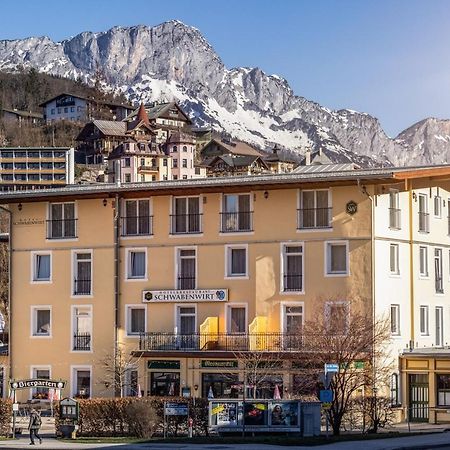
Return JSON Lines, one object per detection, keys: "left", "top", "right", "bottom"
{"left": 319, "top": 389, "right": 333, "bottom": 403}
{"left": 325, "top": 363, "right": 339, "bottom": 373}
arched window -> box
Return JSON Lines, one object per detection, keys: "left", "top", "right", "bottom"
{"left": 173, "top": 146, "right": 178, "bottom": 153}
{"left": 183, "top": 146, "right": 188, "bottom": 152}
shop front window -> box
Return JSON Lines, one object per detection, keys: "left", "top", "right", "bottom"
{"left": 150, "top": 372, "right": 180, "bottom": 396}
{"left": 437, "top": 374, "right": 450, "bottom": 406}
{"left": 202, "top": 373, "right": 239, "bottom": 399}
{"left": 247, "top": 374, "right": 283, "bottom": 399}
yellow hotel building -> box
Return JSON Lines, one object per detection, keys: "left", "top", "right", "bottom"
{"left": 1, "top": 164, "right": 450, "bottom": 423}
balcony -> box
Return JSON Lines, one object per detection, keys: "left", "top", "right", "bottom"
{"left": 177, "top": 275, "right": 196, "bottom": 290}
{"left": 283, "top": 274, "right": 303, "bottom": 292}
{"left": 46, "top": 219, "right": 77, "bottom": 239}
{"left": 418, "top": 212, "right": 430, "bottom": 233}
{"left": 220, "top": 211, "right": 253, "bottom": 233}
{"left": 297, "top": 207, "right": 332, "bottom": 229}
{"left": 389, "top": 208, "right": 401, "bottom": 230}
{"left": 73, "top": 332, "right": 91, "bottom": 351}
{"left": 138, "top": 165, "right": 158, "bottom": 172}
{"left": 139, "top": 332, "right": 302, "bottom": 353}
{"left": 121, "top": 215, "right": 153, "bottom": 236}
{"left": 73, "top": 279, "right": 91, "bottom": 296}
{"left": 170, "top": 213, "right": 202, "bottom": 234}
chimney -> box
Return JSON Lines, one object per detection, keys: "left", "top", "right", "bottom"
{"left": 115, "top": 160, "right": 121, "bottom": 187}
{"left": 305, "top": 148, "right": 311, "bottom": 166}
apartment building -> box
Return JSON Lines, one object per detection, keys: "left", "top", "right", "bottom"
{"left": 0, "top": 165, "right": 449, "bottom": 423}
{"left": 0, "top": 147, "right": 75, "bottom": 191}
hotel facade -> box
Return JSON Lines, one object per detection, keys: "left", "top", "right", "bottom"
{"left": 1, "top": 165, "right": 450, "bottom": 423}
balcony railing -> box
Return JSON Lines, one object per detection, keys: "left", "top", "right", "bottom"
{"left": 121, "top": 215, "right": 153, "bottom": 236}
{"left": 170, "top": 214, "right": 202, "bottom": 234}
{"left": 220, "top": 211, "right": 253, "bottom": 233}
{"left": 73, "top": 332, "right": 91, "bottom": 351}
{"left": 46, "top": 219, "right": 77, "bottom": 239}
{"left": 177, "top": 275, "right": 196, "bottom": 290}
{"left": 418, "top": 212, "right": 430, "bottom": 233}
{"left": 283, "top": 274, "right": 303, "bottom": 292}
{"left": 389, "top": 208, "right": 401, "bottom": 229}
{"left": 138, "top": 165, "right": 158, "bottom": 171}
{"left": 73, "top": 279, "right": 91, "bottom": 296}
{"left": 297, "top": 207, "right": 332, "bottom": 229}
{"left": 139, "top": 332, "right": 303, "bottom": 352}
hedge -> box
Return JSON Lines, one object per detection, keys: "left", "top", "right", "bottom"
{"left": 55, "top": 397, "right": 209, "bottom": 438}
{"left": 0, "top": 399, "right": 11, "bottom": 437}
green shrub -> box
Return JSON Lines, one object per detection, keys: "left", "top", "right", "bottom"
{"left": 0, "top": 399, "right": 12, "bottom": 437}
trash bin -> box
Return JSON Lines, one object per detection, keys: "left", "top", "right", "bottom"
{"left": 60, "top": 424, "right": 75, "bottom": 438}
{"left": 301, "top": 402, "right": 321, "bottom": 436}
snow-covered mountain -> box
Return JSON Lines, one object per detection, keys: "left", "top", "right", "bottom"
{"left": 0, "top": 20, "right": 449, "bottom": 167}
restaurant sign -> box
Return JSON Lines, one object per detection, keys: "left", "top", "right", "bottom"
{"left": 201, "top": 360, "right": 238, "bottom": 369}
{"left": 10, "top": 379, "right": 66, "bottom": 390}
{"left": 143, "top": 289, "right": 228, "bottom": 303}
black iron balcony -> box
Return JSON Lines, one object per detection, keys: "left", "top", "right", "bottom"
{"left": 170, "top": 213, "right": 202, "bottom": 234}
{"left": 177, "top": 275, "right": 196, "bottom": 290}
{"left": 46, "top": 219, "right": 77, "bottom": 239}
{"left": 220, "top": 211, "right": 253, "bottom": 232}
{"left": 139, "top": 332, "right": 303, "bottom": 352}
{"left": 389, "top": 208, "right": 401, "bottom": 229}
{"left": 283, "top": 274, "right": 303, "bottom": 292}
{"left": 297, "top": 207, "right": 332, "bottom": 229}
{"left": 73, "top": 279, "right": 91, "bottom": 296}
{"left": 418, "top": 212, "right": 430, "bottom": 233}
{"left": 121, "top": 215, "right": 153, "bottom": 236}
{"left": 73, "top": 332, "right": 91, "bottom": 351}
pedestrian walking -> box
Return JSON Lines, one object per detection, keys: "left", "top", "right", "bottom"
{"left": 28, "top": 408, "right": 42, "bottom": 445}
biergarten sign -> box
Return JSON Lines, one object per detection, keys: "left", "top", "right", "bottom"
{"left": 201, "top": 360, "right": 238, "bottom": 369}
{"left": 143, "top": 289, "right": 228, "bottom": 303}
{"left": 9, "top": 379, "right": 66, "bottom": 390}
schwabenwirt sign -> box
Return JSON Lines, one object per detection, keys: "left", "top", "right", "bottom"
{"left": 9, "top": 379, "right": 66, "bottom": 390}
{"left": 143, "top": 289, "right": 228, "bottom": 303}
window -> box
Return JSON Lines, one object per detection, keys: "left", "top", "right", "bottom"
{"left": 173, "top": 158, "right": 178, "bottom": 168}
{"left": 282, "top": 304, "right": 303, "bottom": 334}
{"left": 227, "top": 305, "right": 247, "bottom": 334}
{"left": 122, "top": 199, "right": 151, "bottom": 236}
{"left": 325, "top": 241, "right": 349, "bottom": 276}
{"left": 419, "top": 246, "right": 428, "bottom": 277}
{"left": 389, "top": 244, "right": 400, "bottom": 275}
{"left": 31, "top": 368, "right": 50, "bottom": 399}
{"left": 202, "top": 373, "right": 239, "bottom": 399}
{"left": 70, "top": 106, "right": 75, "bottom": 112}
{"left": 418, "top": 194, "right": 429, "bottom": 232}
{"left": 221, "top": 194, "right": 252, "bottom": 232}
{"left": 51, "top": 108, "right": 55, "bottom": 115}
{"left": 176, "top": 305, "right": 197, "bottom": 348}
{"left": 172, "top": 146, "right": 178, "bottom": 153}
{"left": 434, "top": 195, "right": 442, "bottom": 218}
{"left": 125, "top": 174, "right": 131, "bottom": 183}
{"left": 177, "top": 248, "right": 196, "bottom": 289}
{"left": 150, "top": 372, "right": 180, "bottom": 396}
{"left": 73, "top": 251, "right": 92, "bottom": 296}
{"left": 47, "top": 202, "right": 76, "bottom": 239}
{"left": 435, "top": 306, "right": 443, "bottom": 347}
{"left": 125, "top": 368, "right": 139, "bottom": 396}
{"left": 72, "top": 367, "right": 91, "bottom": 398}
{"left": 390, "top": 373, "right": 399, "bottom": 406}
{"left": 64, "top": 107, "right": 68, "bottom": 113}
{"left": 435, "top": 248, "right": 443, "bottom": 293}
{"left": 226, "top": 246, "right": 248, "bottom": 278}
{"left": 420, "top": 306, "right": 429, "bottom": 335}
{"left": 124, "top": 158, "right": 131, "bottom": 167}
{"left": 163, "top": 159, "right": 168, "bottom": 167}
{"left": 325, "top": 302, "right": 349, "bottom": 335}
{"left": 298, "top": 190, "right": 331, "bottom": 229}
{"left": 183, "top": 146, "right": 188, "bottom": 152}
{"left": 182, "top": 159, "right": 188, "bottom": 168}
{"left": 126, "top": 306, "right": 146, "bottom": 336}
{"left": 171, "top": 197, "right": 201, "bottom": 234}
{"left": 127, "top": 249, "right": 147, "bottom": 280}
{"left": 182, "top": 175, "right": 188, "bottom": 180}
{"left": 390, "top": 304, "right": 400, "bottom": 335}
{"left": 32, "top": 253, "right": 51, "bottom": 282}
{"left": 282, "top": 244, "right": 303, "bottom": 292}
{"left": 140, "top": 158, "right": 145, "bottom": 166}
{"left": 437, "top": 375, "right": 450, "bottom": 406}
{"left": 32, "top": 308, "right": 51, "bottom": 337}
{"left": 389, "top": 189, "right": 401, "bottom": 229}
{"left": 72, "top": 307, "right": 92, "bottom": 351}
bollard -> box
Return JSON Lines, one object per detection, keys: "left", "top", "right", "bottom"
{"left": 188, "top": 417, "right": 193, "bottom": 438}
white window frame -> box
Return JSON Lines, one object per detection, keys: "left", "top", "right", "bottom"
{"left": 225, "top": 244, "right": 249, "bottom": 279}
{"left": 324, "top": 301, "right": 350, "bottom": 335}
{"left": 389, "top": 243, "right": 400, "bottom": 276}
{"left": 418, "top": 193, "right": 429, "bottom": 233}
{"left": 388, "top": 189, "right": 401, "bottom": 230}
{"left": 280, "top": 242, "right": 304, "bottom": 294}
{"left": 175, "top": 246, "right": 197, "bottom": 289}
{"left": 419, "top": 246, "right": 429, "bottom": 278}
{"left": 174, "top": 304, "right": 197, "bottom": 334}
{"left": 71, "top": 305, "right": 93, "bottom": 353}
{"left": 71, "top": 249, "right": 93, "bottom": 298}
{"left": 280, "top": 301, "right": 304, "bottom": 334}
{"left": 46, "top": 201, "right": 78, "bottom": 242}
{"left": 170, "top": 195, "right": 203, "bottom": 236}
{"left": 297, "top": 189, "right": 332, "bottom": 232}
{"left": 435, "top": 306, "right": 444, "bottom": 347}
{"left": 390, "top": 304, "right": 401, "bottom": 336}
{"left": 30, "top": 365, "right": 51, "bottom": 400}
{"left": 225, "top": 303, "right": 248, "bottom": 334}
{"left": 125, "top": 247, "right": 148, "bottom": 281}
{"left": 30, "top": 306, "right": 52, "bottom": 338}
{"left": 125, "top": 305, "right": 147, "bottom": 337}
{"left": 324, "top": 240, "right": 349, "bottom": 277}
{"left": 435, "top": 247, "right": 444, "bottom": 294}
{"left": 419, "top": 305, "right": 429, "bottom": 336}
{"left": 30, "top": 251, "right": 52, "bottom": 284}
{"left": 434, "top": 195, "right": 442, "bottom": 218}
{"left": 121, "top": 198, "right": 152, "bottom": 239}
{"left": 70, "top": 365, "right": 92, "bottom": 399}
{"left": 219, "top": 193, "right": 254, "bottom": 235}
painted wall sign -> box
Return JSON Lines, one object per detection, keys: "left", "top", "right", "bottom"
{"left": 12, "top": 218, "right": 45, "bottom": 226}
{"left": 143, "top": 289, "right": 228, "bottom": 303}
{"left": 10, "top": 379, "right": 66, "bottom": 390}
{"left": 148, "top": 360, "right": 180, "bottom": 370}
{"left": 201, "top": 360, "right": 238, "bottom": 369}
{"left": 346, "top": 201, "right": 358, "bottom": 215}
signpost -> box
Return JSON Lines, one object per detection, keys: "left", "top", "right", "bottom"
{"left": 163, "top": 402, "right": 189, "bottom": 439}
{"left": 321, "top": 364, "right": 338, "bottom": 438}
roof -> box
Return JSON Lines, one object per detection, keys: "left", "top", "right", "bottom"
{"left": 108, "top": 141, "right": 164, "bottom": 160}
{"left": 202, "top": 139, "right": 263, "bottom": 157}
{"left": 294, "top": 163, "right": 359, "bottom": 174}
{"left": 38, "top": 92, "right": 133, "bottom": 109}
{"left": 1, "top": 108, "right": 43, "bottom": 119}
{"left": 264, "top": 147, "right": 298, "bottom": 164}
{"left": 207, "top": 154, "right": 267, "bottom": 169}
{"left": 126, "top": 101, "right": 192, "bottom": 124}
{"left": 0, "top": 146, "right": 71, "bottom": 151}
{"left": 168, "top": 131, "right": 196, "bottom": 144}
{"left": 2, "top": 164, "right": 450, "bottom": 203}
{"left": 90, "top": 120, "right": 127, "bottom": 137}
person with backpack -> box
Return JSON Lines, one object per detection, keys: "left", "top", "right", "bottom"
{"left": 28, "top": 408, "right": 42, "bottom": 445}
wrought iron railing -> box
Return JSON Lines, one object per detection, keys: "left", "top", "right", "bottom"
{"left": 46, "top": 218, "right": 77, "bottom": 239}
{"left": 220, "top": 211, "right": 253, "bottom": 232}
{"left": 170, "top": 213, "right": 202, "bottom": 234}
{"left": 418, "top": 212, "right": 430, "bottom": 233}
{"left": 139, "top": 332, "right": 303, "bottom": 352}
{"left": 73, "top": 279, "right": 91, "bottom": 296}
{"left": 121, "top": 215, "right": 153, "bottom": 236}
{"left": 73, "top": 332, "right": 91, "bottom": 351}
{"left": 297, "top": 207, "right": 332, "bottom": 229}
{"left": 389, "top": 208, "right": 401, "bottom": 229}
{"left": 283, "top": 274, "right": 303, "bottom": 292}
{"left": 177, "top": 276, "right": 196, "bottom": 290}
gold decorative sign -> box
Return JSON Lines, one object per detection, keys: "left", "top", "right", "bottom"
{"left": 12, "top": 218, "right": 45, "bottom": 226}
{"left": 345, "top": 201, "right": 358, "bottom": 215}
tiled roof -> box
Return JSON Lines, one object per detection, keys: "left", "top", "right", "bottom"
{"left": 1, "top": 108, "right": 43, "bottom": 119}
{"left": 203, "top": 139, "right": 263, "bottom": 157}
{"left": 92, "top": 120, "right": 127, "bottom": 137}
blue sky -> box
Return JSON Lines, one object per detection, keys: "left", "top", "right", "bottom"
{"left": 1, "top": 0, "right": 450, "bottom": 136}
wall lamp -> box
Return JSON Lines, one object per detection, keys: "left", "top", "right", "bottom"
{"left": 264, "top": 191, "right": 269, "bottom": 199}
{"left": 103, "top": 199, "right": 108, "bottom": 207}
{"left": 18, "top": 203, "right": 22, "bottom": 211}
{"left": 194, "top": 384, "right": 199, "bottom": 391}
{"left": 412, "top": 192, "right": 417, "bottom": 202}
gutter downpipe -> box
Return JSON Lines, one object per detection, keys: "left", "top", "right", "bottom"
{"left": 113, "top": 194, "right": 121, "bottom": 396}
{"left": 408, "top": 179, "right": 415, "bottom": 348}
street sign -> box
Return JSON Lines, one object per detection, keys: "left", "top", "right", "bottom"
{"left": 164, "top": 402, "right": 189, "bottom": 416}
{"left": 319, "top": 389, "right": 333, "bottom": 403}
{"left": 325, "top": 363, "right": 339, "bottom": 373}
